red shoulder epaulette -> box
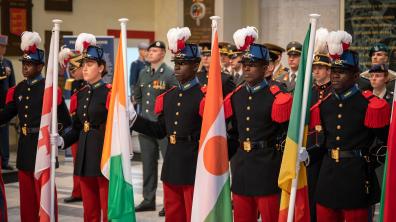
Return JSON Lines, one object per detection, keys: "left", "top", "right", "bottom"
{"left": 269, "top": 85, "right": 293, "bottom": 123}
{"left": 5, "top": 86, "right": 16, "bottom": 104}
{"left": 105, "top": 84, "right": 112, "bottom": 110}
{"left": 309, "top": 93, "right": 332, "bottom": 130}
{"left": 154, "top": 86, "right": 177, "bottom": 115}
{"left": 362, "top": 90, "right": 391, "bottom": 128}
{"left": 223, "top": 85, "right": 244, "bottom": 119}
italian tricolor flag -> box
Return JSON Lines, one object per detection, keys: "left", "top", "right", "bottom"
{"left": 191, "top": 31, "right": 232, "bottom": 222}
{"left": 278, "top": 25, "right": 311, "bottom": 222}
{"left": 101, "top": 37, "right": 136, "bottom": 222}
{"left": 379, "top": 82, "right": 396, "bottom": 222}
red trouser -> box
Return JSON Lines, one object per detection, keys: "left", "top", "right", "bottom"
{"left": 316, "top": 203, "right": 368, "bottom": 222}
{"left": 18, "top": 170, "right": 58, "bottom": 222}
{"left": 71, "top": 144, "right": 81, "bottom": 198}
{"left": 0, "top": 160, "right": 7, "bottom": 222}
{"left": 79, "top": 176, "right": 109, "bottom": 222}
{"left": 163, "top": 182, "right": 194, "bottom": 222}
{"left": 233, "top": 193, "right": 279, "bottom": 222}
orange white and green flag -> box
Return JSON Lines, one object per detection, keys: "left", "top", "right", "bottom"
{"left": 278, "top": 25, "right": 312, "bottom": 222}
{"left": 101, "top": 37, "right": 136, "bottom": 222}
{"left": 191, "top": 30, "right": 232, "bottom": 222}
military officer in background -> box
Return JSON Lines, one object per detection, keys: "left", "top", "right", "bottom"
{"left": 225, "top": 34, "right": 292, "bottom": 222}
{"left": 219, "top": 42, "right": 232, "bottom": 74}
{"left": 133, "top": 40, "right": 177, "bottom": 215}
{"left": 0, "top": 31, "right": 71, "bottom": 222}
{"left": 228, "top": 45, "right": 244, "bottom": 85}
{"left": 308, "top": 44, "right": 390, "bottom": 222}
{"left": 131, "top": 28, "right": 205, "bottom": 222}
{"left": 275, "top": 41, "right": 302, "bottom": 92}
{"left": 359, "top": 43, "right": 396, "bottom": 91}
{"left": 263, "top": 43, "right": 288, "bottom": 81}
{"left": 0, "top": 34, "right": 15, "bottom": 171}
{"left": 197, "top": 41, "right": 235, "bottom": 96}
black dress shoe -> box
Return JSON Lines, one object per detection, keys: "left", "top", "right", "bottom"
{"left": 158, "top": 207, "right": 165, "bottom": 217}
{"left": 64, "top": 196, "right": 82, "bottom": 203}
{"left": 2, "top": 165, "right": 14, "bottom": 170}
{"left": 135, "top": 201, "right": 156, "bottom": 212}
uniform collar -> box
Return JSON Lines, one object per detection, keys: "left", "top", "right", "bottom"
{"left": 178, "top": 77, "right": 199, "bottom": 91}
{"left": 246, "top": 79, "right": 268, "bottom": 94}
{"left": 89, "top": 79, "right": 105, "bottom": 89}
{"left": 316, "top": 81, "right": 331, "bottom": 90}
{"left": 147, "top": 63, "right": 166, "bottom": 74}
{"left": 333, "top": 85, "right": 359, "bottom": 101}
{"left": 373, "top": 87, "right": 387, "bottom": 99}
{"left": 27, "top": 74, "right": 43, "bottom": 85}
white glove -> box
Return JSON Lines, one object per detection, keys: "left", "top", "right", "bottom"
{"left": 127, "top": 100, "right": 137, "bottom": 127}
{"left": 50, "top": 133, "right": 64, "bottom": 149}
{"left": 298, "top": 148, "right": 310, "bottom": 166}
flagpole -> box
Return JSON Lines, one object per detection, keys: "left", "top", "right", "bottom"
{"left": 50, "top": 18, "right": 62, "bottom": 222}
{"left": 286, "top": 13, "right": 320, "bottom": 222}
{"left": 210, "top": 16, "right": 221, "bottom": 49}
{"left": 118, "top": 18, "right": 129, "bottom": 111}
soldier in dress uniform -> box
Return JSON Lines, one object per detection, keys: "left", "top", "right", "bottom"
{"left": 130, "top": 27, "right": 204, "bottom": 222}
{"left": 275, "top": 41, "right": 302, "bottom": 92}
{"left": 224, "top": 30, "right": 292, "bottom": 222}
{"left": 360, "top": 43, "right": 396, "bottom": 92}
{"left": 263, "top": 43, "right": 288, "bottom": 81}
{"left": 133, "top": 40, "right": 177, "bottom": 215}
{"left": 0, "top": 31, "right": 71, "bottom": 222}
{"left": 306, "top": 52, "right": 332, "bottom": 222}
{"left": 198, "top": 41, "right": 235, "bottom": 96}
{"left": 308, "top": 37, "right": 390, "bottom": 222}
{"left": 54, "top": 33, "right": 111, "bottom": 222}
{"left": 219, "top": 42, "right": 232, "bottom": 74}
{"left": 58, "top": 46, "right": 85, "bottom": 203}
{"left": 228, "top": 45, "right": 244, "bottom": 85}
{"left": 0, "top": 34, "right": 16, "bottom": 171}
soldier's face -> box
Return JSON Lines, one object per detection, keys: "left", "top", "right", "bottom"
{"left": 82, "top": 60, "right": 104, "bottom": 84}
{"left": 71, "top": 67, "right": 83, "bottom": 80}
{"left": 201, "top": 54, "right": 211, "bottom": 69}
{"left": 243, "top": 62, "right": 267, "bottom": 85}
{"left": 265, "top": 62, "right": 275, "bottom": 77}
{"left": 312, "top": 65, "right": 330, "bottom": 85}
{"left": 221, "top": 54, "right": 230, "bottom": 66}
{"left": 369, "top": 72, "right": 388, "bottom": 90}
{"left": 22, "top": 61, "right": 43, "bottom": 78}
{"left": 330, "top": 69, "right": 358, "bottom": 93}
{"left": 288, "top": 54, "right": 300, "bottom": 70}
{"left": 139, "top": 48, "right": 148, "bottom": 59}
{"left": 231, "top": 56, "right": 242, "bottom": 70}
{"left": 174, "top": 60, "right": 197, "bottom": 83}
{"left": 0, "top": 45, "right": 6, "bottom": 56}
{"left": 371, "top": 51, "right": 388, "bottom": 65}
{"left": 147, "top": 48, "right": 165, "bottom": 64}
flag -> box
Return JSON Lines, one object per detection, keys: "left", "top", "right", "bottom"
{"left": 191, "top": 31, "right": 232, "bottom": 222}
{"left": 379, "top": 83, "right": 396, "bottom": 222}
{"left": 278, "top": 25, "right": 312, "bottom": 222}
{"left": 100, "top": 37, "right": 136, "bottom": 222}
{"left": 34, "top": 30, "right": 56, "bottom": 222}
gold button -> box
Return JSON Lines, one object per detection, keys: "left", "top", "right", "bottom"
{"left": 247, "top": 106, "right": 251, "bottom": 110}
{"left": 24, "top": 123, "right": 27, "bottom": 126}
{"left": 336, "top": 136, "right": 340, "bottom": 141}
{"left": 84, "top": 105, "right": 87, "bottom": 108}
{"left": 88, "top": 90, "right": 91, "bottom": 94}
{"left": 177, "top": 102, "right": 181, "bottom": 106}
{"left": 179, "top": 93, "right": 183, "bottom": 97}
{"left": 26, "top": 96, "right": 29, "bottom": 100}
{"left": 25, "top": 105, "right": 28, "bottom": 109}
{"left": 319, "top": 95, "right": 323, "bottom": 99}
{"left": 146, "top": 101, "right": 150, "bottom": 104}
{"left": 24, "top": 114, "right": 27, "bottom": 118}
{"left": 176, "top": 112, "right": 179, "bottom": 116}
{"left": 174, "top": 121, "right": 178, "bottom": 125}
{"left": 246, "top": 117, "right": 250, "bottom": 121}
{"left": 337, "top": 114, "right": 342, "bottom": 119}
{"left": 146, "top": 92, "right": 150, "bottom": 96}
{"left": 173, "top": 131, "right": 177, "bottom": 134}
{"left": 246, "top": 127, "right": 250, "bottom": 132}
{"left": 83, "top": 113, "right": 86, "bottom": 116}
{"left": 339, "top": 103, "right": 343, "bottom": 108}
{"left": 145, "top": 109, "right": 149, "bottom": 113}
{"left": 148, "top": 84, "right": 151, "bottom": 88}
{"left": 27, "top": 88, "right": 31, "bottom": 91}
{"left": 337, "top": 125, "right": 341, "bottom": 130}
{"left": 86, "top": 98, "right": 89, "bottom": 101}
{"left": 248, "top": 96, "right": 252, "bottom": 100}
{"left": 246, "top": 138, "right": 250, "bottom": 141}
